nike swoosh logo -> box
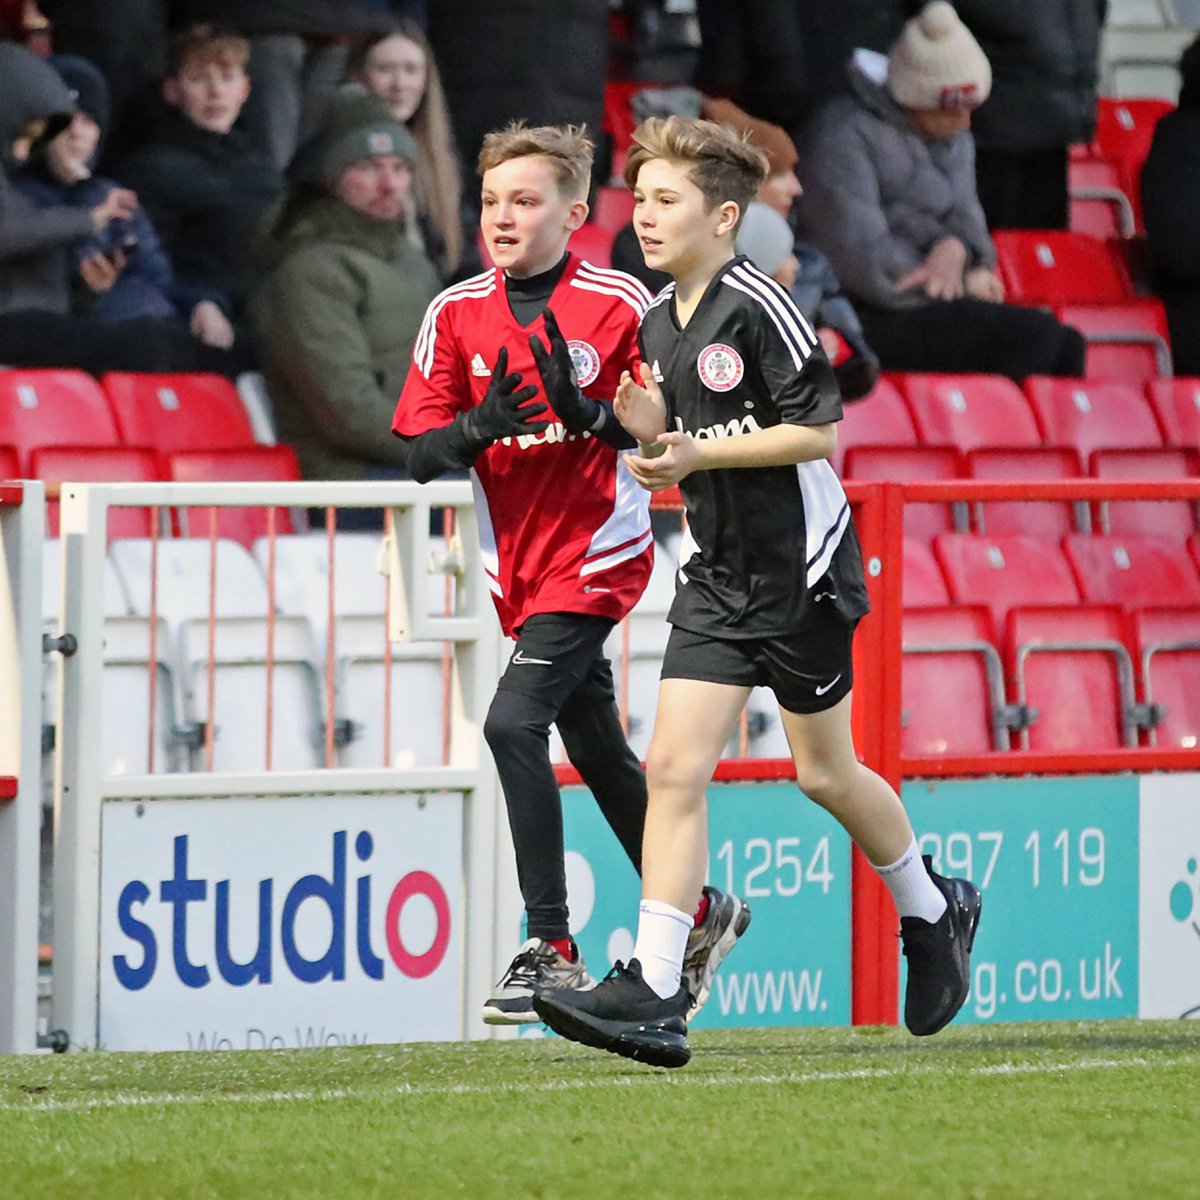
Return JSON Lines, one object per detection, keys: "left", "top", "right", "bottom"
{"left": 512, "top": 650, "right": 552, "bottom": 666}
{"left": 814, "top": 674, "right": 842, "bottom": 696}
{"left": 813, "top": 592, "right": 837, "bottom": 602}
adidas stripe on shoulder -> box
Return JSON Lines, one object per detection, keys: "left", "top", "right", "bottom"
{"left": 723, "top": 262, "right": 817, "bottom": 371}
{"left": 414, "top": 269, "right": 498, "bottom": 376}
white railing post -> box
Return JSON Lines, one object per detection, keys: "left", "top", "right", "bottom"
{"left": 52, "top": 483, "right": 111, "bottom": 1049}
{"left": 0, "top": 481, "right": 44, "bottom": 1054}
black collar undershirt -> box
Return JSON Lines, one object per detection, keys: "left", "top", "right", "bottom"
{"left": 504, "top": 252, "right": 570, "bottom": 327}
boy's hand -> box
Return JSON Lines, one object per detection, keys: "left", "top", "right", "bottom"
{"left": 528, "top": 307, "right": 602, "bottom": 431}
{"left": 615, "top": 362, "right": 668, "bottom": 448}
{"left": 464, "top": 347, "right": 549, "bottom": 442}
{"left": 625, "top": 431, "right": 699, "bottom": 491}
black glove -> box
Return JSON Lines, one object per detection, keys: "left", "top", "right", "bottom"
{"left": 529, "top": 307, "right": 603, "bottom": 432}
{"left": 462, "top": 346, "right": 549, "bottom": 443}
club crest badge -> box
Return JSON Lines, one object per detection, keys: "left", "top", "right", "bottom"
{"left": 567, "top": 340, "right": 601, "bottom": 388}
{"left": 697, "top": 343, "right": 744, "bottom": 392}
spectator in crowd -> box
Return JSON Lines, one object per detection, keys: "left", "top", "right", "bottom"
{"left": 953, "top": 1, "right": 1106, "bottom": 230}
{"left": 40, "top": 1, "right": 167, "bottom": 165}
{"left": 799, "top": 2, "right": 1086, "bottom": 382}
{"left": 344, "top": 20, "right": 469, "bottom": 281}
{"left": 0, "top": 41, "right": 222, "bottom": 373}
{"left": 170, "top": 1, "right": 394, "bottom": 170}
{"left": 0, "top": 0, "right": 50, "bottom": 54}
{"left": 114, "top": 23, "right": 284, "bottom": 326}
{"left": 1141, "top": 36, "right": 1200, "bottom": 378}
{"left": 251, "top": 90, "right": 439, "bottom": 483}
{"left": 14, "top": 55, "right": 240, "bottom": 374}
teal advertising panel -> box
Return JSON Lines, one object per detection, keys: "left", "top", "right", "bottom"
{"left": 560, "top": 782, "right": 853, "bottom": 1029}
{"left": 902, "top": 776, "right": 1140, "bottom": 1024}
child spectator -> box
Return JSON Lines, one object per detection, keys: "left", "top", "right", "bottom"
{"left": 113, "top": 23, "right": 283, "bottom": 324}
{"left": 15, "top": 55, "right": 240, "bottom": 373}
{"left": 799, "top": 2, "right": 1086, "bottom": 382}
{"left": 252, "top": 90, "right": 440, "bottom": 482}
{"left": 345, "top": 19, "right": 470, "bottom": 281}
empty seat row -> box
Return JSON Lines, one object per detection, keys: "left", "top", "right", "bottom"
{"left": 837, "top": 374, "right": 1200, "bottom": 472}
{"left": 0, "top": 369, "right": 270, "bottom": 474}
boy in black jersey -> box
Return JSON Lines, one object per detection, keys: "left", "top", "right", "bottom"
{"left": 534, "top": 116, "right": 982, "bottom": 1067}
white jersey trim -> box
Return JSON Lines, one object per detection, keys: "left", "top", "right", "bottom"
{"left": 414, "top": 270, "right": 497, "bottom": 377}
{"left": 580, "top": 453, "right": 652, "bottom": 575}
{"left": 469, "top": 470, "right": 504, "bottom": 597}
{"left": 575, "top": 262, "right": 652, "bottom": 310}
{"left": 723, "top": 263, "right": 817, "bottom": 371}
{"left": 569, "top": 276, "right": 649, "bottom": 317}
{"left": 580, "top": 528, "right": 653, "bottom": 578}
{"left": 796, "top": 458, "right": 850, "bottom": 586}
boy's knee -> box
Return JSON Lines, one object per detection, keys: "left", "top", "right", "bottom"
{"left": 483, "top": 690, "right": 551, "bottom": 752}
{"left": 795, "top": 762, "right": 856, "bottom": 809}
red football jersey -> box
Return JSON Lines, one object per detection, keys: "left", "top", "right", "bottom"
{"left": 393, "top": 255, "right": 655, "bottom": 637}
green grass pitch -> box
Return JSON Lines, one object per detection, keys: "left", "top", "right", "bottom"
{"left": 2, "top": 1021, "right": 1198, "bottom": 1199}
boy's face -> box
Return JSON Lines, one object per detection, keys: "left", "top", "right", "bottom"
{"left": 164, "top": 55, "right": 251, "bottom": 134}
{"left": 632, "top": 158, "right": 739, "bottom": 278}
{"left": 480, "top": 155, "right": 585, "bottom": 278}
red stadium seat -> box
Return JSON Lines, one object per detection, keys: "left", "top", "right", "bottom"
{"left": 1091, "top": 448, "right": 1197, "bottom": 540}
{"left": 831, "top": 377, "right": 917, "bottom": 474}
{"left": 842, "top": 445, "right": 962, "bottom": 543}
{"left": 1068, "top": 156, "right": 1136, "bottom": 239}
{"left": 1024, "top": 377, "right": 1162, "bottom": 461}
{"left": 1146, "top": 378, "right": 1200, "bottom": 450}
{"left": 1055, "top": 300, "right": 1173, "bottom": 382}
{"left": 102, "top": 372, "right": 257, "bottom": 457}
{"left": 568, "top": 222, "right": 616, "bottom": 269}
{"left": 1129, "top": 607, "right": 1200, "bottom": 749}
{"left": 1192, "top": 533, "right": 1200, "bottom": 577}
{"left": 0, "top": 369, "right": 119, "bottom": 472}
{"left": 1063, "top": 533, "right": 1200, "bottom": 609}
{"left": 993, "top": 231, "right": 1132, "bottom": 305}
{"left": 901, "top": 605, "right": 1005, "bottom": 755}
{"left": 899, "top": 374, "right": 1041, "bottom": 453}
{"left": 934, "top": 533, "right": 1080, "bottom": 628}
{"left": 168, "top": 446, "right": 302, "bottom": 548}
{"left": 593, "top": 185, "right": 635, "bottom": 234}
{"left": 30, "top": 446, "right": 162, "bottom": 538}
{"left": 1005, "top": 605, "right": 1138, "bottom": 751}
{"left": 1094, "top": 98, "right": 1174, "bottom": 224}
{"left": 966, "top": 447, "right": 1084, "bottom": 538}
{"left": 902, "top": 537, "right": 950, "bottom": 606}
{"left": 0, "top": 446, "right": 18, "bottom": 479}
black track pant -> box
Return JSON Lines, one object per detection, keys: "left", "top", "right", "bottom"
{"left": 483, "top": 612, "right": 647, "bottom": 941}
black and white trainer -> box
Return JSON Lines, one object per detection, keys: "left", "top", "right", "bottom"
{"left": 900, "top": 855, "right": 983, "bottom": 1036}
{"left": 481, "top": 938, "right": 589, "bottom": 1026}
{"left": 532, "top": 958, "right": 691, "bottom": 1068}
{"left": 682, "top": 886, "right": 752, "bottom": 1020}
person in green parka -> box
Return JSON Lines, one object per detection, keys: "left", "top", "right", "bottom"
{"left": 252, "top": 89, "right": 440, "bottom": 483}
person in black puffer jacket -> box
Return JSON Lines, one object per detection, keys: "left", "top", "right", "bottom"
{"left": 953, "top": 0, "right": 1107, "bottom": 230}
{"left": 1142, "top": 35, "right": 1200, "bottom": 377}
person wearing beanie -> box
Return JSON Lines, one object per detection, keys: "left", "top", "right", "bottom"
{"left": 1142, "top": 34, "right": 1200, "bottom": 376}
{"left": 12, "top": 53, "right": 244, "bottom": 373}
{"left": 954, "top": 0, "right": 1105, "bottom": 230}
{"left": 251, "top": 88, "right": 440, "bottom": 486}
{"left": 797, "top": 1, "right": 1086, "bottom": 382}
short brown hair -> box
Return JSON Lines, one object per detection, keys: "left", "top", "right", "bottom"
{"left": 624, "top": 116, "right": 768, "bottom": 217}
{"left": 168, "top": 22, "right": 250, "bottom": 76}
{"left": 478, "top": 122, "right": 593, "bottom": 200}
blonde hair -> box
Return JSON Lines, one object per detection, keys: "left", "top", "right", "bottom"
{"left": 624, "top": 116, "right": 768, "bottom": 218}
{"left": 346, "top": 22, "right": 463, "bottom": 274}
{"left": 478, "top": 122, "right": 594, "bottom": 200}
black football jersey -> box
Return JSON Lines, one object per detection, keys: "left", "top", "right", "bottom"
{"left": 639, "top": 256, "right": 869, "bottom": 638}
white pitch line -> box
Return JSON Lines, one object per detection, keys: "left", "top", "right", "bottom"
{"left": 3, "top": 1052, "right": 1198, "bottom": 1115}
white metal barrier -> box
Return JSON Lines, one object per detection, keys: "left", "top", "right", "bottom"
{"left": 0, "top": 481, "right": 44, "bottom": 1054}
{"left": 50, "top": 481, "right": 522, "bottom": 1052}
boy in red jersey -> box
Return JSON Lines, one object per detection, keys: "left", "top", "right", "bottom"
{"left": 393, "top": 123, "right": 750, "bottom": 1026}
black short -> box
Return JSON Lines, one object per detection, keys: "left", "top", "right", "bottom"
{"left": 660, "top": 603, "right": 857, "bottom": 714}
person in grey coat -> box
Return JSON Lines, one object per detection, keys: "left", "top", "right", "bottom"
{"left": 799, "top": 2, "right": 1085, "bottom": 382}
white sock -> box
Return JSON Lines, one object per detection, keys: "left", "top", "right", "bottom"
{"left": 633, "top": 899, "right": 693, "bottom": 999}
{"left": 875, "top": 837, "right": 948, "bottom": 924}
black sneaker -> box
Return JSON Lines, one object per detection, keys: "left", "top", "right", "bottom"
{"left": 532, "top": 958, "right": 691, "bottom": 1068}
{"left": 901, "top": 855, "right": 982, "bottom": 1036}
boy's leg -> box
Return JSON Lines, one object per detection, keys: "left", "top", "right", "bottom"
{"left": 556, "top": 655, "right": 647, "bottom": 874}
{"left": 778, "top": 694, "right": 982, "bottom": 1036}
